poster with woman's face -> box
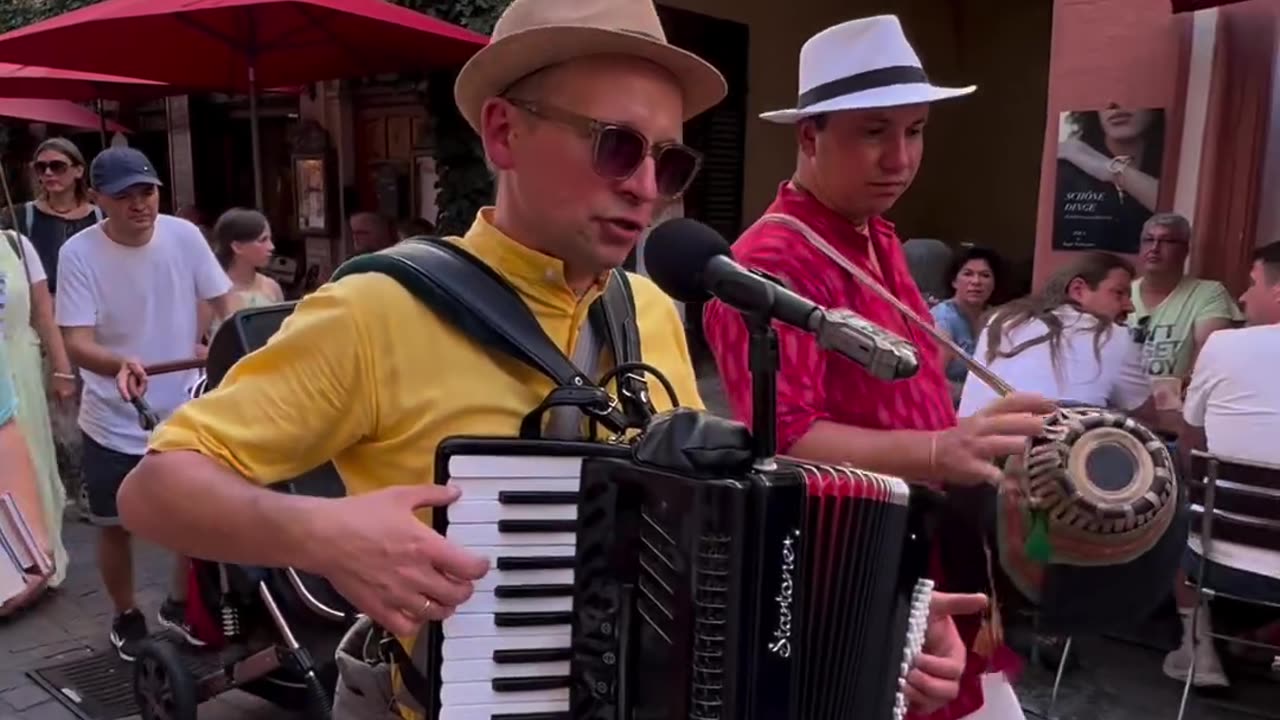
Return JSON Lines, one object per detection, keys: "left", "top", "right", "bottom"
{"left": 1053, "top": 106, "right": 1165, "bottom": 254}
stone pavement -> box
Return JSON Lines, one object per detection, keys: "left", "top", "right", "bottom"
{"left": 0, "top": 516, "right": 294, "bottom": 720}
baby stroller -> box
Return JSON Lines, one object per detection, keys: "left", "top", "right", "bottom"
{"left": 130, "top": 302, "right": 357, "bottom": 720}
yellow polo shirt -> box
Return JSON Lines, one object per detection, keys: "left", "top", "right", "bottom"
{"left": 148, "top": 209, "right": 703, "bottom": 718}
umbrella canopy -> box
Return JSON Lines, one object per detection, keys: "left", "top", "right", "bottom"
{"left": 0, "top": 97, "right": 129, "bottom": 133}
{"left": 0, "top": 63, "right": 174, "bottom": 102}
{"left": 1171, "top": 0, "right": 1252, "bottom": 11}
{"left": 0, "top": 0, "right": 490, "bottom": 92}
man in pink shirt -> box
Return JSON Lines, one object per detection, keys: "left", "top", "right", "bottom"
{"left": 703, "top": 15, "right": 1052, "bottom": 719}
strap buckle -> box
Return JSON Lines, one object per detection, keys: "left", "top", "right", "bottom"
{"left": 585, "top": 394, "right": 620, "bottom": 418}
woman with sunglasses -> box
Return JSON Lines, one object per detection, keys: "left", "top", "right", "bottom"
{"left": 5, "top": 138, "right": 105, "bottom": 519}
{"left": 7, "top": 138, "right": 104, "bottom": 298}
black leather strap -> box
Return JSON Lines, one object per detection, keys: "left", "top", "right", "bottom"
{"left": 382, "top": 635, "right": 435, "bottom": 713}
{"left": 331, "top": 237, "right": 632, "bottom": 435}
{"left": 590, "top": 271, "right": 654, "bottom": 427}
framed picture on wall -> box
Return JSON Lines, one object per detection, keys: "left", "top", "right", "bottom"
{"left": 294, "top": 156, "right": 328, "bottom": 235}
{"left": 1052, "top": 106, "right": 1166, "bottom": 253}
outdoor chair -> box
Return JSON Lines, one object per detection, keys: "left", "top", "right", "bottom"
{"left": 1178, "top": 449, "right": 1280, "bottom": 720}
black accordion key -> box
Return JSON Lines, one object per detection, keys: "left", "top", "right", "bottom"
{"left": 499, "top": 490, "right": 579, "bottom": 505}
{"left": 496, "top": 555, "right": 576, "bottom": 571}
{"left": 495, "top": 611, "right": 573, "bottom": 627}
{"left": 498, "top": 519, "right": 577, "bottom": 533}
{"left": 492, "top": 676, "right": 572, "bottom": 692}
{"left": 494, "top": 583, "right": 574, "bottom": 599}
{"left": 493, "top": 647, "right": 573, "bottom": 664}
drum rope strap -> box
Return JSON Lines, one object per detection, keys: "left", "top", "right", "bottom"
{"left": 755, "top": 212, "right": 1011, "bottom": 655}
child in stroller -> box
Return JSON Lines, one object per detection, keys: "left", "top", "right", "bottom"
{"left": 129, "top": 303, "right": 357, "bottom": 720}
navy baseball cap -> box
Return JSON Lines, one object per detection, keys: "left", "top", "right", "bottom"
{"left": 90, "top": 147, "right": 163, "bottom": 196}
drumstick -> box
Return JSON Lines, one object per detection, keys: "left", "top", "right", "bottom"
{"left": 144, "top": 358, "right": 206, "bottom": 375}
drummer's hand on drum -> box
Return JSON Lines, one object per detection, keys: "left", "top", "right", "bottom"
{"left": 934, "top": 392, "right": 1056, "bottom": 486}
{"left": 193, "top": 343, "right": 209, "bottom": 361}
{"left": 905, "top": 592, "right": 989, "bottom": 715}
{"left": 115, "top": 358, "right": 147, "bottom": 402}
{"left": 305, "top": 483, "right": 491, "bottom": 637}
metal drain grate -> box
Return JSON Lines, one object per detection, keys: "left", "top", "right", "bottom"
{"left": 26, "top": 650, "right": 138, "bottom": 720}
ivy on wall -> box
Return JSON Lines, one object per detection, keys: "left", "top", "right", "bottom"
{"left": 0, "top": 0, "right": 97, "bottom": 33}
{"left": 392, "top": 0, "right": 511, "bottom": 235}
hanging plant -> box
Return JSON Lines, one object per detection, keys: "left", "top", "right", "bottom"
{"left": 393, "top": 0, "right": 510, "bottom": 235}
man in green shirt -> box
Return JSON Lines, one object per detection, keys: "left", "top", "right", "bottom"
{"left": 1129, "top": 212, "right": 1242, "bottom": 381}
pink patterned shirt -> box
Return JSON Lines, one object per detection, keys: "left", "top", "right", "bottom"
{"left": 702, "top": 181, "right": 1014, "bottom": 719}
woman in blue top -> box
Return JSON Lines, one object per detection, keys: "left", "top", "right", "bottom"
{"left": 930, "top": 246, "right": 1002, "bottom": 404}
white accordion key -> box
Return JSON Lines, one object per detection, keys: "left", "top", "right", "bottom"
{"left": 440, "top": 679, "right": 570, "bottom": 705}
{"left": 441, "top": 657, "right": 572, "bottom": 683}
{"left": 442, "top": 633, "right": 571, "bottom": 660}
{"left": 443, "top": 609, "right": 571, "bottom": 638}
{"left": 439, "top": 700, "right": 570, "bottom": 720}
{"left": 445, "top": 523, "right": 576, "bottom": 547}
{"left": 473, "top": 566, "right": 574, "bottom": 592}
{"left": 447, "top": 500, "right": 577, "bottom": 524}
{"left": 453, "top": 591, "right": 573, "bottom": 616}
{"left": 447, "top": 475, "right": 580, "bottom": 499}
{"left": 447, "top": 454, "right": 584, "bottom": 479}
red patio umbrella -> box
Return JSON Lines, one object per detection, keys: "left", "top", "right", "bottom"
{"left": 0, "top": 0, "right": 490, "bottom": 205}
{"left": 0, "top": 63, "right": 174, "bottom": 102}
{"left": 0, "top": 97, "right": 129, "bottom": 132}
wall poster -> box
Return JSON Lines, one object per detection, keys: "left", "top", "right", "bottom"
{"left": 1053, "top": 106, "right": 1165, "bottom": 253}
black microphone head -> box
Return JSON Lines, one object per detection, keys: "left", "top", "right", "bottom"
{"left": 643, "top": 217, "right": 733, "bottom": 303}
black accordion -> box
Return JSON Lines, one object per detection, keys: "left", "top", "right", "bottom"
{"left": 419, "top": 435, "right": 936, "bottom": 720}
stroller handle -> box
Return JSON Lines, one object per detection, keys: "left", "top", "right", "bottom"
{"left": 145, "top": 357, "right": 206, "bottom": 375}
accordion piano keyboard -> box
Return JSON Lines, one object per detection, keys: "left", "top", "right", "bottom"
{"left": 439, "top": 453, "right": 584, "bottom": 720}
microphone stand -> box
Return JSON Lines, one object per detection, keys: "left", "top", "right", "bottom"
{"left": 744, "top": 311, "right": 779, "bottom": 470}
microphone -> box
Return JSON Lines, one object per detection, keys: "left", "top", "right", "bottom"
{"left": 644, "top": 217, "right": 920, "bottom": 381}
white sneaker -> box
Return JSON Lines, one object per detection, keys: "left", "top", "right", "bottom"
{"left": 1163, "top": 641, "right": 1230, "bottom": 688}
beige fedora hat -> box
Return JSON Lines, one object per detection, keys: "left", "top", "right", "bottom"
{"left": 454, "top": 0, "right": 728, "bottom": 134}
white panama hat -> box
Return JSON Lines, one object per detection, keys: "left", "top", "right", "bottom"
{"left": 760, "top": 15, "right": 976, "bottom": 124}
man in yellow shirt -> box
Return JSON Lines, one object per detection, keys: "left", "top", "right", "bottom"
{"left": 118, "top": 0, "right": 725, "bottom": 716}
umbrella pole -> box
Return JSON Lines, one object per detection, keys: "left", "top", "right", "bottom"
{"left": 97, "top": 98, "right": 108, "bottom": 147}
{"left": 249, "top": 66, "right": 263, "bottom": 209}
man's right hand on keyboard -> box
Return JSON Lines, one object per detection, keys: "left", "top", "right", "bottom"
{"left": 305, "top": 483, "right": 492, "bottom": 637}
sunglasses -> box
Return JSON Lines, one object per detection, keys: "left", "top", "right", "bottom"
{"left": 32, "top": 160, "right": 71, "bottom": 175}
{"left": 504, "top": 98, "right": 702, "bottom": 200}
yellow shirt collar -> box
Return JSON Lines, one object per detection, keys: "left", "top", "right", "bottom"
{"left": 456, "top": 208, "right": 607, "bottom": 316}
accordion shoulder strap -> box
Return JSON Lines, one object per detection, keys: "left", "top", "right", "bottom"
{"left": 330, "top": 237, "right": 635, "bottom": 436}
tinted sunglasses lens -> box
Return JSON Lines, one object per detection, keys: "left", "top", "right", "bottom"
{"left": 655, "top": 147, "right": 700, "bottom": 197}
{"left": 593, "top": 126, "right": 646, "bottom": 179}
{"left": 34, "top": 161, "right": 68, "bottom": 174}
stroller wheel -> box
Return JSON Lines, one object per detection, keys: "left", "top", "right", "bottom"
{"left": 133, "top": 639, "right": 198, "bottom": 720}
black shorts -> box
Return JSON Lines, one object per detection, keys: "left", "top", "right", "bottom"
{"left": 82, "top": 434, "right": 142, "bottom": 527}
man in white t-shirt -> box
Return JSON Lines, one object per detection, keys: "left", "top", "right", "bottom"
{"left": 1165, "top": 241, "right": 1280, "bottom": 689}
{"left": 56, "top": 147, "right": 232, "bottom": 661}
